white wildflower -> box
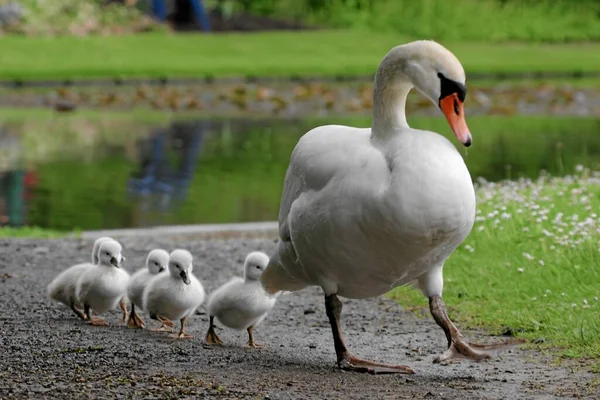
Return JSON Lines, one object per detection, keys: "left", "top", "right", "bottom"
{"left": 522, "top": 252, "right": 534, "bottom": 260}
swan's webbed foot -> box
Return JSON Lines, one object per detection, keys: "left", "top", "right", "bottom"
{"left": 325, "top": 294, "right": 415, "bottom": 375}
{"left": 429, "top": 295, "right": 525, "bottom": 363}
{"left": 339, "top": 353, "right": 415, "bottom": 374}
{"left": 205, "top": 316, "right": 224, "bottom": 345}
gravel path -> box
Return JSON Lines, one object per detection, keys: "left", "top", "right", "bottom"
{"left": 0, "top": 237, "right": 596, "bottom": 399}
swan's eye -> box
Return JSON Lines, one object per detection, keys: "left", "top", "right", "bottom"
{"left": 105, "top": 251, "right": 110, "bottom": 256}
{"left": 255, "top": 265, "right": 261, "bottom": 269}
{"left": 453, "top": 99, "right": 459, "bottom": 116}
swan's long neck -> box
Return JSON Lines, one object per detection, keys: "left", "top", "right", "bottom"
{"left": 370, "top": 53, "right": 413, "bottom": 141}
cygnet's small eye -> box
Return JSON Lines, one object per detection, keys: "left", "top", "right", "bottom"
{"left": 105, "top": 251, "right": 110, "bottom": 256}
{"left": 255, "top": 265, "right": 261, "bottom": 269}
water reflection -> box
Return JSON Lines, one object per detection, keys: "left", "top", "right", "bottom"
{"left": 128, "top": 122, "right": 205, "bottom": 213}
{"left": 0, "top": 115, "right": 599, "bottom": 231}
{"left": 0, "top": 126, "right": 38, "bottom": 227}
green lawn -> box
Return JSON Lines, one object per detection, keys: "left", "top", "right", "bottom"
{"left": 390, "top": 171, "right": 600, "bottom": 370}
{"left": 0, "top": 226, "right": 75, "bottom": 238}
{"left": 2, "top": 31, "right": 600, "bottom": 80}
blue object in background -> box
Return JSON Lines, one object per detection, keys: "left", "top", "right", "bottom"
{"left": 152, "top": 0, "right": 211, "bottom": 31}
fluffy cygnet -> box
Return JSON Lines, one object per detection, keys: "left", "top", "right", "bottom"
{"left": 126, "top": 248, "right": 171, "bottom": 329}
{"left": 205, "top": 251, "right": 277, "bottom": 348}
{"left": 143, "top": 249, "right": 205, "bottom": 338}
{"left": 75, "top": 240, "right": 130, "bottom": 326}
{"left": 47, "top": 236, "right": 114, "bottom": 320}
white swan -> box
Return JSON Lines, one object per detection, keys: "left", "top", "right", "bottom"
{"left": 142, "top": 249, "right": 205, "bottom": 339}
{"left": 47, "top": 236, "right": 113, "bottom": 320}
{"left": 76, "top": 239, "right": 130, "bottom": 326}
{"left": 205, "top": 251, "right": 277, "bottom": 348}
{"left": 261, "top": 40, "right": 518, "bottom": 374}
{"left": 126, "top": 248, "right": 171, "bottom": 329}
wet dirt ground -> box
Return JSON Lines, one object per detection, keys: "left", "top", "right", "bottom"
{"left": 0, "top": 237, "right": 597, "bottom": 399}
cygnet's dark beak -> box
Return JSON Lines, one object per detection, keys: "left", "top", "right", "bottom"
{"left": 158, "top": 267, "right": 165, "bottom": 273}
{"left": 110, "top": 257, "right": 120, "bottom": 268}
{"left": 180, "top": 270, "right": 190, "bottom": 285}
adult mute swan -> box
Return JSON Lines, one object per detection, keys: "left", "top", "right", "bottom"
{"left": 261, "top": 40, "right": 518, "bottom": 374}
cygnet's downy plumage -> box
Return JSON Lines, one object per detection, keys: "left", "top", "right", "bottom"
{"left": 143, "top": 249, "right": 205, "bottom": 338}
{"left": 47, "top": 236, "right": 113, "bottom": 320}
{"left": 205, "top": 251, "right": 277, "bottom": 348}
{"left": 126, "top": 248, "right": 171, "bottom": 329}
{"left": 75, "top": 240, "right": 130, "bottom": 326}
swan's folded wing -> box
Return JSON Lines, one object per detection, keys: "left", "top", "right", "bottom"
{"left": 278, "top": 126, "right": 352, "bottom": 237}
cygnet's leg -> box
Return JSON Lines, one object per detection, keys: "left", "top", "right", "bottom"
{"left": 420, "top": 265, "right": 523, "bottom": 363}
{"left": 205, "top": 316, "right": 223, "bottom": 345}
{"left": 325, "top": 294, "right": 414, "bottom": 374}
{"left": 246, "top": 326, "right": 264, "bottom": 348}
{"left": 84, "top": 304, "right": 108, "bottom": 326}
{"left": 429, "top": 295, "right": 523, "bottom": 363}
{"left": 70, "top": 302, "right": 88, "bottom": 321}
{"left": 127, "top": 304, "right": 145, "bottom": 329}
{"left": 170, "top": 316, "right": 193, "bottom": 339}
{"left": 119, "top": 298, "right": 129, "bottom": 323}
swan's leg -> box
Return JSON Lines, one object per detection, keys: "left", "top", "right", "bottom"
{"left": 127, "top": 304, "right": 145, "bottom": 329}
{"left": 429, "top": 295, "right": 523, "bottom": 363}
{"left": 70, "top": 302, "right": 88, "bottom": 321}
{"left": 246, "top": 326, "right": 264, "bottom": 348}
{"left": 205, "top": 316, "right": 224, "bottom": 345}
{"left": 84, "top": 304, "right": 108, "bottom": 326}
{"left": 325, "top": 294, "right": 414, "bottom": 374}
{"left": 170, "top": 316, "right": 193, "bottom": 339}
{"left": 119, "top": 298, "right": 129, "bottom": 323}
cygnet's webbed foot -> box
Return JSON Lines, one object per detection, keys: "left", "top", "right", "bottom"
{"left": 246, "top": 326, "right": 264, "bottom": 348}
{"left": 151, "top": 324, "right": 173, "bottom": 333}
{"left": 127, "top": 305, "right": 145, "bottom": 329}
{"left": 170, "top": 331, "right": 193, "bottom": 339}
{"left": 70, "top": 303, "right": 88, "bottom": 321}
{"left": 324, "top": 294, "right": 415, "bottom": 375}
{"left": 88, "top": 316, "right": 109, "bottom": 326}
{"left": 158, "top": 315, "right": 175, "bottom": 328}
{"left": 169, "top": 317, "right": 192, "bottom": 339}
{"left": 205, "top": 316, "right": 223, "bottom": 345}
{"left": 84, "top": 305, "right": 108, "bottom": 326}
{"left": 340, "top": 354, "right": 415, "bottom": 375}
{"left": 429, "top": 295, "right": 525, "bottom": 364}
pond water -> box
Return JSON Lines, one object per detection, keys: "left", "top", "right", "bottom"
{"left": 0, "top": 108, "right": 598, "bottom": 231}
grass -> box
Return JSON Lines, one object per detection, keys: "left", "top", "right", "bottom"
{"left": 227, "top": 0, "right": 600, "bottom": 42}
{"left": 0, "top": 226, "right": 75, "bottom": 238}
{"left": 389, "top": 169, "right": 600, "bottom": 369}
{"left": 1, "top": 31, "right": 600, "bottom": 81}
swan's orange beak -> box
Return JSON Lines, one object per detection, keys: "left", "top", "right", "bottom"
{"left": 440, "top": 93, "right": 472, "bottom": 147}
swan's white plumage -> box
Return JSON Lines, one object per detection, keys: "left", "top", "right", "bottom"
{"left": 127, "top": 249, "right": 169, "bottom": 310}
{"left": 207, "top": 251, "right": 277, "bottom": 330}
{"left": 47, "top": 236, "right": 114, "bottom": 308}
{"left": 143, "top": 249, "right": 205, "bottom": 321}
{"left": 261, "top": 40, "right": 476, "bottom": 300}
{"left": 76, "top": 240, "right": 130, "bottom": 313}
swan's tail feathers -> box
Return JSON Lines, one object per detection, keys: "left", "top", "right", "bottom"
{"left": 261, "top": 260, "right": 307, "bottom": 295}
